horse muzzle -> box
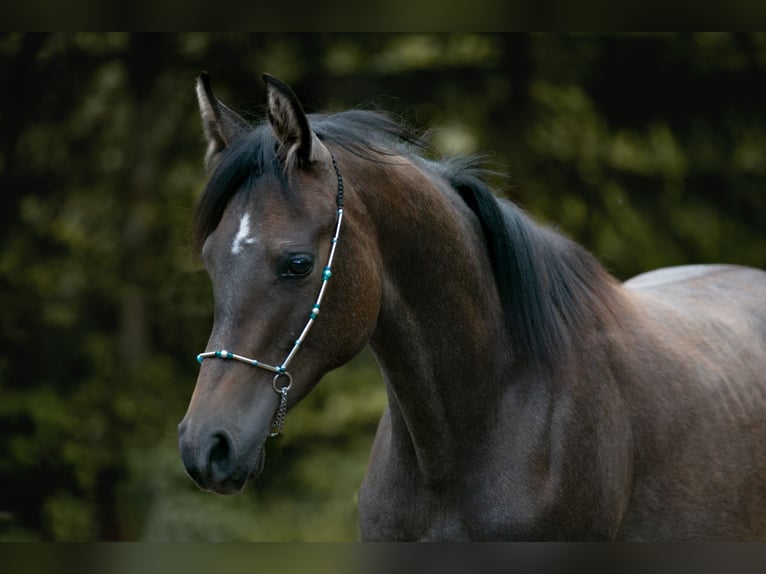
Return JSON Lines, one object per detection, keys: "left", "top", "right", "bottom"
{"left": 178, "top": 422, "right": 266, "bottom": 494}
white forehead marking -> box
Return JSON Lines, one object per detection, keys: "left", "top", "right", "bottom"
{"left": 231, "top": 213, "right": 257, "bottom": 255}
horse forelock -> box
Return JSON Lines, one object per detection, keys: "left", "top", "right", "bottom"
{"left": 192, "top": 126, "right": 279, "bottom": 257}
{"left": 191, "top": 110, "right": 427, "bottom": 258}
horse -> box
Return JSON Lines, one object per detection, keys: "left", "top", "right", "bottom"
{"left": 178, "top": 72, "right": 766, "bottom": 540}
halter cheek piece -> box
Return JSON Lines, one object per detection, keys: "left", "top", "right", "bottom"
{"left": 196, "top": 155, "right": 345, "bottom": 437}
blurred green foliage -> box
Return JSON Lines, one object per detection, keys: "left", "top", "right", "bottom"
{"left": 0, "top": 33, "right": 764, "bottom": 541}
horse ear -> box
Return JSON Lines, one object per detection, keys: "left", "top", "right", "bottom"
{"left": 263, "top": 73, "right": 319, "bottom": 167}
{"left": 196, "top": 72, "right": 250, "bottom": 172}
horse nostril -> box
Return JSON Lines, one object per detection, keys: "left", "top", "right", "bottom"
{"left": 208, "top": 430, "right": 236, "bottom": 483}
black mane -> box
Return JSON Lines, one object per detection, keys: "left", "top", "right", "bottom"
{"left": 450, "top": 171, "right": 623, "bottom": 365}
{"left": 192, "top": 109, "right": 622, "bottom": 365}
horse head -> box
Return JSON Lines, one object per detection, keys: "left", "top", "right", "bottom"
{"left": 178, "top": 73, "right": 380, "bottom": 494}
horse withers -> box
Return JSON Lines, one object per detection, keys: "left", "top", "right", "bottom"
{"left": 178, "top": 72, "right": 766, "bottom": 540}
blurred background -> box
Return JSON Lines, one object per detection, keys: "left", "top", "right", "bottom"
{"left": 0, "top": 33, "right": 764, "bottom": 541}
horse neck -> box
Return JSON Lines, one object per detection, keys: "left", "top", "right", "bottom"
{"left": 352, "top": 157, "right": 514, "bottom": 483}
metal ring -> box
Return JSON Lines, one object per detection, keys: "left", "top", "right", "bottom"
{"left": 272, "top": 371, "right": 293, "bottom": 393}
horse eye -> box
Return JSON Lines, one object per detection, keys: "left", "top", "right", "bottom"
{"left": 283, "top": 256, "right": 314, "bottom": 278}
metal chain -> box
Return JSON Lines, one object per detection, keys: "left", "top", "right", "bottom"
{"left": 270, "top": 386, "right": 289, "bottom": 437}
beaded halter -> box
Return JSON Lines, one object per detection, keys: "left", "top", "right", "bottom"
{"left": 196, "top": 155, "right": 345, "bottom": 437}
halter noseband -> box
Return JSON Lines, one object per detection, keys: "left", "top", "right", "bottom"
{"left": 196, "top": 155, "right": 345, "bottom": 437}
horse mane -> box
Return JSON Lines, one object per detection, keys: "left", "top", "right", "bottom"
{"left": 447, "top": 165, "right": 624, "bottom": 365}
{"left": 192, "top": 109, "right": 623, "bottom": 365}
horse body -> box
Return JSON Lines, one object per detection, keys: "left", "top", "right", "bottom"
{"left": 179, "top": 73, "right": 766, "bottom": 540}
{"left": 361, "top": 209, "right": 766, "bottom": 540}
{"left": 355, "top": 153, "right": 766, "bottom": 540}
